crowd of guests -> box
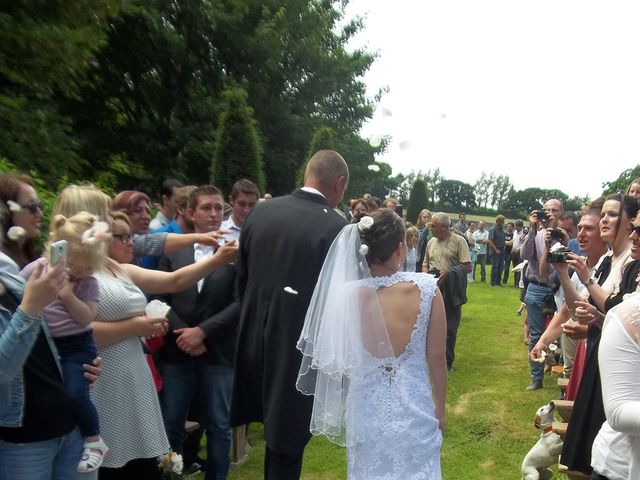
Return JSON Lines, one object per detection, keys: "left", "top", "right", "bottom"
{"left": 2, "top": 162, "right": 640, "bottom": 480}
{"left": 523, "top": 179, "right": 640, "bottom": 479}
{"left": 354, "top": 181, "right": 640, "bottom": 479}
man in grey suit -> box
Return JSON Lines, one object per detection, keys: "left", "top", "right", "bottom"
{"left": 231, "top": 150, "right": 349, "bottom": 479}
{"left": 156, "top": 185, "right": 240, "bottom": 480}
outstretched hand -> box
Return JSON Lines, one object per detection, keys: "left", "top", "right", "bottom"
{"left": 214, "top": 239, "right": 239, "bottom": 264}
{"left": 197, "top": 229, "right": 232, "bottom": 248}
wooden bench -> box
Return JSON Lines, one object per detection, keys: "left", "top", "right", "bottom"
{"left": 558, "top": 463, "right": 590, "bottom": 479}
{"left": 550, "top": 365, "right": 564, "bottom": 377}
{"left": 557, "top": 377, "right": 569, "bottom": 393}
{"left": 553, "top": 399, "right": 573, "bottom": 422}
{"left": 231, "top": 425, "right": 250, "bottom": 466}
{"left": 552, "top": 421, "right": 567, "bottom": 440}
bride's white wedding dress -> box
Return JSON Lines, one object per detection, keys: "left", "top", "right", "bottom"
{"left": 346, "top": 272, "right": 442, "bottom": 480}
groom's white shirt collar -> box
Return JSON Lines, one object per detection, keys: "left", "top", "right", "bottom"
{"left": 300, "top": 187, "right": 326, "bottom": 199}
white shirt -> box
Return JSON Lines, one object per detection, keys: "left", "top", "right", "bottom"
{"left": 404, "top": 247, "right": 418, "bottom": 272}
{"left": 194, "top": 243, "right": 214, "bottom": 292}
{"left": 300, "top": 186, "right": 326, "bottom": 199}
{"left": 599, "top": 295, "right": 640, "bottom": 480}
{"left": 221, "top": 216, "right": 242, "bottom": 242}
{"left": 512, "top": 228, "right": 523, "bottom": 251}
{"left": 149, "top": 211, "right": 170, "bottom": 231}
{"left": 591, "top": 421, "right": 630, "bottom": 480}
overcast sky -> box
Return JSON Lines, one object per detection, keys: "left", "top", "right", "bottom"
{"left": 344, "top": 0, "right": 640, "bottom": 199}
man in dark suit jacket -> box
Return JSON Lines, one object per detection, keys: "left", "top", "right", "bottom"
{"left": 156, "top": 185, "right": 240, "bottom": 480}
{"left": 231, "top": 150, "right": 349, "bottom": 479}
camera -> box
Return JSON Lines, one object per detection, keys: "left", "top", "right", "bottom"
{"left": 547, "top": 246, "right": 572, "bottom": 263}
{"left": 537, "top": 210, "right": 549, "bottom": 221}
{"left": 427, "top": 268, "right": 440, "bottom": 278}
{"left": 549, "top": 228, "right": 564, "bottom": 241}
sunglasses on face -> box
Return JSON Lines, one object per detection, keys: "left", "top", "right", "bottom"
{"left": 630, "top": 223, "right": 640, "bottom": 236}
{"left": 17, "top": 202, "right": 43, "bottom": 214}
{"left": 112, "top": 233, "right": 134, "bottom": 244}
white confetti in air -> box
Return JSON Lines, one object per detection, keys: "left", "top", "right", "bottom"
{"left": 369, "top": 135, "right": 382, "bottom": 148}
{"left": 399, "top": 141, "right": 411, "bottom": 150}
{"left": 368, "top": 164, "right": 380, "bottom": 172}
{"left": 284, "top": 286, "right": 298, "bottom": 295}
{"left": 382, "top": 108, "right": 393, "bottom": 117}
{"left": 323, "top": 208, "right": 328, "bottom": 213}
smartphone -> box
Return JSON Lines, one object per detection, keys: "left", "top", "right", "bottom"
{"left": 50, "top": 240, "right": 68, "bottom": 266}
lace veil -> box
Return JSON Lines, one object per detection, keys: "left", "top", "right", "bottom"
{"left": 296, "top": 221, "right": 393, "bottom": 447}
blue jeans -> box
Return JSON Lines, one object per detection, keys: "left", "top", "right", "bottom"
{"left": 474, "top": 253, "right": 487, "bottom": 281}
{"left": 490, "top": 249, "right": 505, "bottom": 285}
{"left": 525, "top": 283, "right": 553, "bottom": 381}
{"left": 0, "top": 427, "right": 83, "bottom": 480}
{"left": 161, "top": 361, "right": 233, "bottom": 480}
{"left": 54, "top": 331, "right": 100, "bottom": 438}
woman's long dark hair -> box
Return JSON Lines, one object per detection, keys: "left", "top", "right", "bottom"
{"left": 0, "top": 174, "right": 38, "bottom": 268}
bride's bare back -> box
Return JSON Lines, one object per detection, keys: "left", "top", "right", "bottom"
{"left": 377, "top": 283, "right": 421, "bottom": 356}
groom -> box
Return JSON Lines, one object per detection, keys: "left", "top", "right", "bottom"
{"left": 231, "top": 150, "right": 349, "bottom": 479}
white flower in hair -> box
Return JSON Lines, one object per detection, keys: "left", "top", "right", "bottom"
{"left": 6, "top": 200, "right": 22, "bottom": 213}
{"left": 82, "top": 220, "right": 111, "bottom": 245}
{"left": 359, "top": 244, "right": 369, "bottom": 256}
{"left": 358, "top": 215, "right": 374, "bottom": 231}
{"left": 7, "top": 226, "right": 26, "bottom": 241}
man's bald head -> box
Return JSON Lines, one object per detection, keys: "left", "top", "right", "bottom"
{"left": 303, "top": 150, "right": 349, "bottom": 207}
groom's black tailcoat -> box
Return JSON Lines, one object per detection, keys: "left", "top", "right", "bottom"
{"left": 231, "top": 189, "right": 347, "bottom": 454}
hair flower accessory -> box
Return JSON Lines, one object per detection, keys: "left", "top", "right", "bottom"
{"left": 82, "top": 220, "right": 111, "bottom": 245}
{"left": 6, "top": 200, "right": 22, "bottom": 213}
{"left": 358, "top": 215, "right": 374, "bottom": 232}
{"left": 7, "top": 226, "right": 26, "bottom": 241}
{"left": 359, "top": 244, "right": 369, "bottom": 256}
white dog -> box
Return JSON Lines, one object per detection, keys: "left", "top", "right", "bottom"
{"left": 521, "top": 401, "right": 563, "bottom": 480}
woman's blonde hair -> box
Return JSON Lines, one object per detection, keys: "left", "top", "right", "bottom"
{"left": 406, "top": 226, "right": 419, "bottom": 239}
{"left": 53, "top": 184, "right": 111, "bottom": 221}
{"left": 45, "top": 212, "right": 108, "bottom": 273}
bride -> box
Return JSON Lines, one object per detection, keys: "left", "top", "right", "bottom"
{"left": 297, "top": 208, "right": 447, "bottom": 479}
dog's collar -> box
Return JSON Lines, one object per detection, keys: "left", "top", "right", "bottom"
{"left": 543, "top": 426, "right": 553, "bottom": 434}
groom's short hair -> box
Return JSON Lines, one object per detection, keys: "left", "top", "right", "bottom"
{"left": 304, "top": 150, "right": 349, "bottom": 189}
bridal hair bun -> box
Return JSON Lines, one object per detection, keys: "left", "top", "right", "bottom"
{"left": 358, "top": 208, "right": 405, "bottom": 266}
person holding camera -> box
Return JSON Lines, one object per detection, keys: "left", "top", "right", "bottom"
{"left": 520, "top": 198, "right": 564, "bottom": 390}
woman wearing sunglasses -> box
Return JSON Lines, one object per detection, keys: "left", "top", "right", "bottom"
{"left": 0, "top": 174, "right": 44, "bottom": 274}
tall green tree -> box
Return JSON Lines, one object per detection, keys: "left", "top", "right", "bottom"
{"left": 474, "top": 172, "right": 495, "bottom": 209}
{"left": 70, "top": 1, "right": 224, "bottom": 189}
{"left": 211, "top": 88, "right": 265, "bottom": 195}
{"left": 602, "top": 165, "right": 640, "bottom": 195}
{"left": 424, "top": 168, "right": 442, "bottom": 206}
{"left": 0, "top": 1, "right": 117, "bottom": 182}
{"left": 296, "top": 126, "right": 337, "bottom": 186}
{"left": 437, "top": 179, "right": 476, "bottom": 210}
{"left": 68, "top": 0, "right": 378, "bottom": 193}
{"left": 407, "top": 179, "right": 429, "bottom": 225}
{"left": 491, "top": 175, "right": 512, "bottom": 210}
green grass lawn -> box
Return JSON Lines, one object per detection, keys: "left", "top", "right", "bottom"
{"left": 217, "top": 266, "right": 568, "bottom": 479}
